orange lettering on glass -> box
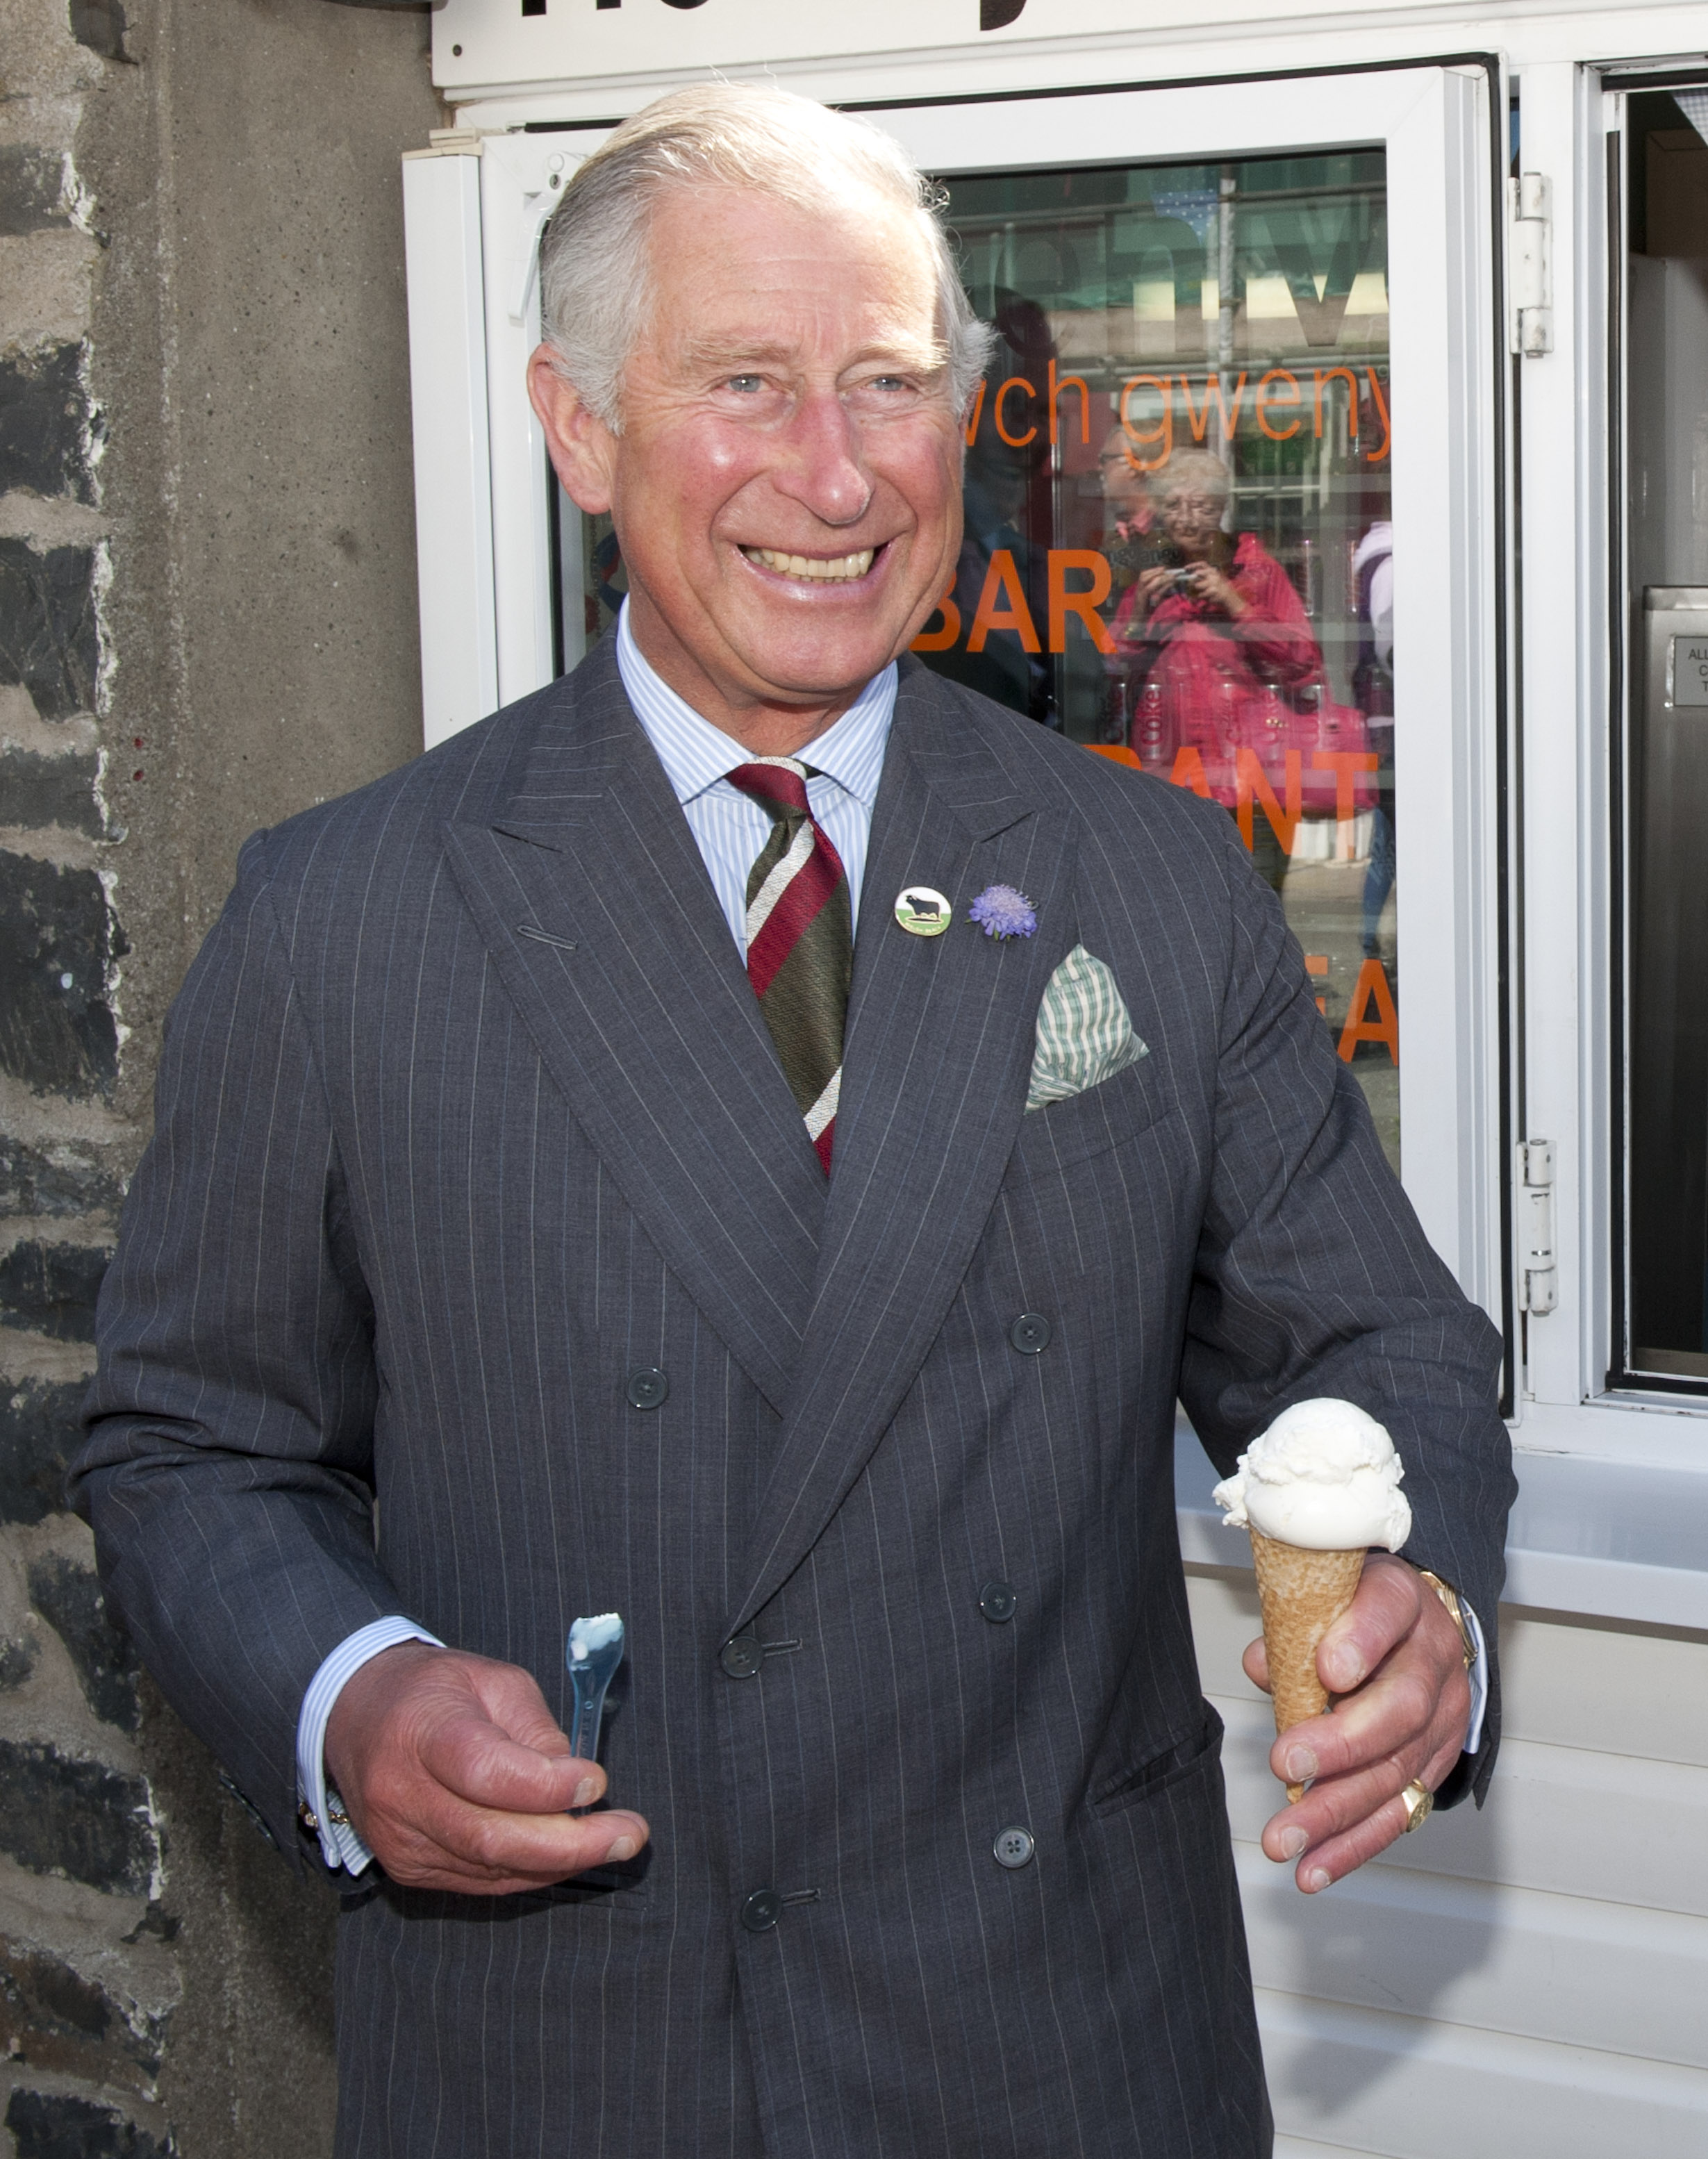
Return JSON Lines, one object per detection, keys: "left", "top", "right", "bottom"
{"left": 1311, "top": 750, "right": 1378, "bottom": 825}
{"left": 1048, "top": 358, "right": 1091, "bottom": 447}
{"left": 910, "top": 581, "right": 961, "bottom": 653}
{"left": 993, "top": 377, "right": 1037, "bottom": 448}
{"left": 1363, "top": 370, "right": 1392, "bottom": 464}
{"left": 1312, "top": 367, "right": 1361, "bottom": 443}
{"left": 1119, "top": 375, "right": 1173, "bottom": 472}
{"left": 1338, "top": 959, "right": 1399, "bottom": 1065}
{"left": 967, "top": 550, "right": 1040, "bottom": 653}
{"left": 1168, "top": 745, "right": 1211, "bottom": 797}
{"left": 1236, "top": 747, "right": 1302, "bottom": 854}
{"left": 1255, "top": 369, "right": 1302, "bottom": 442}
{"left": 1047, "top": 552, "right": 1114, "bottom": 654}
{"left": 1181, "top": 372, "right": 1249, "bottom": 443}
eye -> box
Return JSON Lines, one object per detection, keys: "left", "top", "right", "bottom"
{"left": 724, "top": 374, "right": 765, "bottom": 394}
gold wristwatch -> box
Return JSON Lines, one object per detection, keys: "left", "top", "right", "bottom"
{"left": 1415, "top": 1569, "right": 1477, "bottom": 1670}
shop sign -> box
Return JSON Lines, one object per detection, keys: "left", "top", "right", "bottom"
{"left": 431, "top": 0, "right": 1369, "bottom": 93}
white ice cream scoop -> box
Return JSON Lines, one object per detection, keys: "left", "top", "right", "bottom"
{"left": 1211, "top": 1398, "right": 1411, "bottom": 1551}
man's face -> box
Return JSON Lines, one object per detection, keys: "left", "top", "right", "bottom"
{"left": 531, "top": 185, "right": 965, "bottom": 746}
{"left": 1099, "top": 429, "right": 1148, "bottom": 527}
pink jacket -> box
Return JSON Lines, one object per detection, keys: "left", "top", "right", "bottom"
{"left": 1111, "top": 533, "right": 1352, "bottom": 809}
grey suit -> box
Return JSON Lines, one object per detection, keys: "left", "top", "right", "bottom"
{"left": 76, "top": 642, "right": 1512, "bottom": 2157}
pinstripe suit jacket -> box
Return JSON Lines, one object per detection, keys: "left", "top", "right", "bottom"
{"left": 76, "top": 641, "right": 1512, "bottom": 2159}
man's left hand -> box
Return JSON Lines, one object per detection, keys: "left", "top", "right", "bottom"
{"left": 1242, "top": 1553, "right": 1471, "bottom": 1893}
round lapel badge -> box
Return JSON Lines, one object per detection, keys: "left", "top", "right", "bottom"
{"left": 895, "top": 886, "right": 953, "bottom": 937}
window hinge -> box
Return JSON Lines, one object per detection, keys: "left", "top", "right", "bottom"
{"left": 1518, "top": 1139, "right": 1557, "bottom": 1314}
{"left": 1509, "top": 173, "right": 1553, "bottom": 356}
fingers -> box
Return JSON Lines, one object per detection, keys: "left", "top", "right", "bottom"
{"left": 1314, "top": 1552, "right": 1422, "bottom": 1694}
{"left": 1277, "top": 1729, "right": 1464, "bottom": 1892}
{"left": 1252, "top": 1559, "right": 1475, "bottom": 1894}
{"left": 365, "top": 1781, "right": 651, "bottom": 1897}
{"left": 324, "top": 1642, "right": 653, "bottom": 1896}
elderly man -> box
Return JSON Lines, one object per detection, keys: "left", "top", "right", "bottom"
{"left": 76, "top": 85, "right": 1512, "bottom": 2158}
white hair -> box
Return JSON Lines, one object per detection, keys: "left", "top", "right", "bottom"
{"left": 538, "top": 83, "right": 995, "bottom": 431}
{"left": 1150, "top": 447, "right": 1233, "bottom": 504}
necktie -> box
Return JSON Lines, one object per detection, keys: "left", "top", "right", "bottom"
{"left": 726, "top": 759, "right": 853, "bottom": 1173}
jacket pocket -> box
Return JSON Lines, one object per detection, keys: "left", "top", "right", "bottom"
{"left": 1091, "top": 1702, "right": 1225, "bottom": 1818}
{"left": 1006, "top": 1052, "right": 1174, "bottom": 1180}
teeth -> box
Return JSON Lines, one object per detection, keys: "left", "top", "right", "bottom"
{"left": 745, "top": 547, "right": 874, "bottom": 581}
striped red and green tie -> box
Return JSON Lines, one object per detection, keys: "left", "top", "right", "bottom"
{"left": 727, "top": 759, "right": 852, "bottom": 1173}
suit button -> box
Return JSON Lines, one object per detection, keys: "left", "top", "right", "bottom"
{"left": 1008, "top": 1312, "right": 1051, "bottom": 1355}
{"left": 740, "top": 1888, "right": 783, "bottom": 1933}
{"left": 720, "top": 1635, "right": 763, "bottom": 1679}
{"left": 978, "top": 1580, "right": 1017, "bottom": 1623}
{"left": 993, "top": 1826, "right": 1035, "bottom": 1870}
{"left": 627, "top": 1366, "right": 669, "bottom": 1410}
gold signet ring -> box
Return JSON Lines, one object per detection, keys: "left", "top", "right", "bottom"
{"left": 1398, "top": 1780, "right": 1433, "bottom": 1833}
{"left": 895, "top": 886, "right": 952, "bottom": 936}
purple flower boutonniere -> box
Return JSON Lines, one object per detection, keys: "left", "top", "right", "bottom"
{"left": 968, "top": 884, "right": 1038, "bottom": 941}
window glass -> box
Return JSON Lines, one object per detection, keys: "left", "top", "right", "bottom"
{"left": 918, "top": 154, "right": 1399, "bottom": 1167}
{"left": 558, "top": 148, "right": 1400, "bottom": 1172}
{"left": 1623, "top": 88, "right": 1708, "bottom": 1382}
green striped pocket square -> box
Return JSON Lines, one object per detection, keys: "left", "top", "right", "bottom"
{"left": 1025, "top": 945, "right": 1148, "bottom": 1113}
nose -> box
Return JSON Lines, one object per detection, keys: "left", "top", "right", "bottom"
{"left": 774, "top": 387, "right": 874, "bottom": 529}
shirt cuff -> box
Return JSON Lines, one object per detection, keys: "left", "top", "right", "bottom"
{"left": 296, "top": 1615, "right": 445, "bottom": 1873}
{"left": 1461, "top": 1597, "right": 1489, "bottom": 1758}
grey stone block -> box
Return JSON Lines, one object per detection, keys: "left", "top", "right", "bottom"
{"left": 28, "top": 1553, "right": 140, "bottom": 1731}
{"left": 0, "top": 1241, "right": 110, "bottom": 1342}
{"left": 0, "top": 149, "right": 72, "bottom": 239}
{"left": 0, "top": 540, "right": 98, "bottom": 724}
{"left": 0, "top": 743, "right": 106, "bottom": 837}
{"left": 0, "top": 1137, "right": 124, "bottom": 1219}
{"left": 0, "top": 852, "right": 122, "bottom": 1095}
{"left": 0, "top": 1935, "right": 164, "bottom": 2089}
{"left": 0, "top": 1377, "right": 85, "bottom": 1525}
{"left": 5, "top": 2090, "right": 174, "bottom": 2159}
{"left": 0, "top": 345, "right": 94, "bottom": 503}
{"left": 0, "top": 1739, "right": 158, "bottom": 1896}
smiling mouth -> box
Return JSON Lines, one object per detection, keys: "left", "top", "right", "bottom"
{"left": 741, "top": 547, "right": 877, "bottom": 582}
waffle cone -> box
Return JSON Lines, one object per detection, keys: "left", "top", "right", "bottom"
{"left": 1248, "top": 1530, "right": 1368, "bottom": 1800}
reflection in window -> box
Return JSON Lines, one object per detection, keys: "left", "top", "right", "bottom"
{"left": 1623, "top": 88, "right": 1708, "bottom": 1381}
{"left": 918, "top": 156, "right": 1399, "bottom": 1168}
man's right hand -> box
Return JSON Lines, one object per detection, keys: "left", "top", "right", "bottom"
{"left": 324, "top": 1641, "right": 650, "bottom": 1895}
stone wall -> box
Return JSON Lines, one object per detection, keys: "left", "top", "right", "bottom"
{"left": 0, "top": 1, "right": 440, "bottom": 2149}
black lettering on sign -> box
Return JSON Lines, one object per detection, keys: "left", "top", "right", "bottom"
{"left": 981, "top": 0, "right": 1027, "bottom": 25}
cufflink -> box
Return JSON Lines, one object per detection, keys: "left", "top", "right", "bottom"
{"left": 297, "top": 1788, "right": 351, "bottom": 1836}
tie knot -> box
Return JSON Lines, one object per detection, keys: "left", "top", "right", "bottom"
{"left": 727, "top": 759, "right": 817, "bottom": 822}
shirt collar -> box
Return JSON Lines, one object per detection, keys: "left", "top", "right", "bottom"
{"left": 615, "top": 599, "right": 895, "bottom": 812}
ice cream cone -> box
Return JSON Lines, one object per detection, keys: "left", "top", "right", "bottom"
{"left": 1247, "top": 1530, "right": 1367, "bottom": 1800}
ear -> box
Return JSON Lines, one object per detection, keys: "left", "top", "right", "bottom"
{"left": 528, "top": 345, "right": 619, "bottom": 515}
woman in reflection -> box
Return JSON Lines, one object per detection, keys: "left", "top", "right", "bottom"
{"left": 1109, "top": 449, "right": 1326, "bottom": 831}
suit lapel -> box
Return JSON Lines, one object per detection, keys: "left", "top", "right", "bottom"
{"left": 443, "top": 646, "right": 826, "bottom": 1414}
{"left": 725, "top": 664, "right": 1077, "bottom": 1634}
